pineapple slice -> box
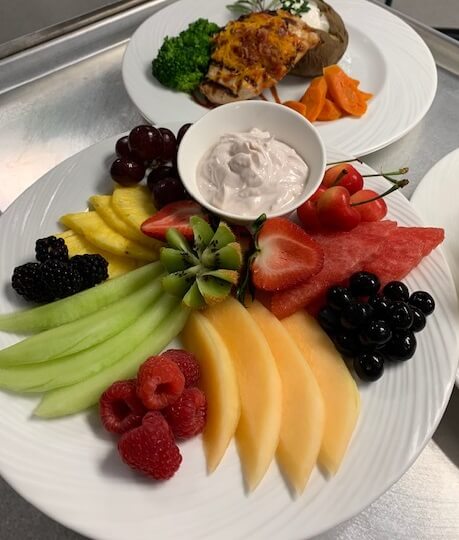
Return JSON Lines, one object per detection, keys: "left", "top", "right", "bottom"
{"left": 89, "top": 195, "right": 160, "bottom": 251}
{"left": 60, "top": 211, "right": 157, "bottom": 262}
{"left": 112, "top": 184, "right": 158, "bottom": 233}
{"left": 56, "top": 230, "right": 140, "bottom": 278}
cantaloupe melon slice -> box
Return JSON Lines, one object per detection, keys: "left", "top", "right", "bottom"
{"left": 56, "top": 230, "right": 139, "bottom": 278}
{"left": 204, "top": 297, "right": 282, "bottom": 491}
{"left": 282, "top": 311, "right": 360, "bottom": 475}
{"left": 181, "top": 311, "right": 240, "bottom": 473}
{"left": 60, "top": 211, "right": 156, "bottom": 261}
{"left": 89, "top": 195, "right": 161, "bottom": 251}
{"left": 247, "top": 301, "right": 324, "bottom": 494}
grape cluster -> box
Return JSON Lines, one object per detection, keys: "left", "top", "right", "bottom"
{"left": 318, "top": 272, "right": 435, "bottom": 382}
{"left": 110, "top": 123, "right": 192, "bottom": 209}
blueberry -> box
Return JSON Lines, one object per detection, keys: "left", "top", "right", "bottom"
{"left": 318, "top": 306, "right": 341, "bottom": 334}
{"left": 410, "top": 306, "right": 426, "bottom": 332}
{"left": 340, "top": 302, "right": 374, "bottom": 330}
{"left": 326, "top": 286, "right": 353, "bottom": 311}
{"left": 334, "top": 330, "right": 360, "bottom": 357}
{"left": 382, "top": 281, "right": 409, "bottom": 302}
{"left": 368, "top": 295, "right": 392, "bottom": 320}
{"left": 386, "top": 301, "right": 414, "bottom": 330}
{"left": 409, "top": 291, "right": 435, "bottom": 316}
{"left": 354, "top": 352, "right": 384, "bottom": 382}
{"left": 382, "top": 331, "right": 417, "bottom": 362}
{"left": 349, "top": 272, "right": 380, "bottom": 297}
{"left": 359, "top": 319, "right": 392, "bottom": 347}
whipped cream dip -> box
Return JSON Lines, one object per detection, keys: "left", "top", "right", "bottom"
{"left": 197, "top": 128, "right": 309, "bottom": 217}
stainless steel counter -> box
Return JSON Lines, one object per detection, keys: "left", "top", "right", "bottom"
{"left": 0, "top": 1, "right": 458, "bottom": 538}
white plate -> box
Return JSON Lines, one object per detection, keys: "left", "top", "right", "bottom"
{"left": 0, "top": 130, "right": 457, "bottom": 540}
{"left": 411, "top": 147, "right": 459, "bottom": 386}
{"left": 122, "top": 0, "right": 437, "bottom": 157}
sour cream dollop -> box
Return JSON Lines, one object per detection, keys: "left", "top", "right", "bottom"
{"left": 301, "top": 0, "right": 330, "bottom": 32}
{"left": 196, "top": 128, "right": 309, "bottom": 217}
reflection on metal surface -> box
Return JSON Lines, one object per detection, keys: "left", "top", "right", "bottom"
{"left": 0, "top": 0, "right": 458, "bottom": 538}
{"left": 0, "top": 0, "right": 154, "bottom": 60}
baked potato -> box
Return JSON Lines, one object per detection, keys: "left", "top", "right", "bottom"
{"left": 291, "top": 0, "right": 348, "bottom": 78}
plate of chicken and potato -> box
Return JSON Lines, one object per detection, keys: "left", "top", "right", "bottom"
{"left": 122, "top": 0, "right": 437, "bottom": 156}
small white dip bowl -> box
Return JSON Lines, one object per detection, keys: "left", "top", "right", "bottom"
{"left": 177, "top": 100, "right": 326, "bottom": 224}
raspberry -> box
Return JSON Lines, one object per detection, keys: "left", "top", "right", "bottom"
{"left": 163, "top": 387, "right": 207, "bottom": 439}
{"left": 161, "top": 349, "right": 200, "bottom": 387}
{"left": 137, "top": 356, "right": 185, "bottom": 410}
{"left": 99, "top": 379, "right": 146, "bottom": 434}
{"left": 118, "top": 411, "right": 182, "bottom": 480}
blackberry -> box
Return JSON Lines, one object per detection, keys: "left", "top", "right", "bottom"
{"left": 35, "top": 236, "right": 68, "bottom": 262}
{"left": 70, "top": 254, "right": 108, "bottom": 288}
{"left": 40, "top": 259, "right": 83, "bottom": 300}
{"left": 11, "top": 263, "right": 52, "bottom": 303}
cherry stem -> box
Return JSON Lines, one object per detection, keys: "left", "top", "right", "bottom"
{"left": 331, "top": 168, "right": 348, "bottom": 186}
{"left": 362, "top": 168, "right": 409, "bottom": 180}
{"left": 351, "top": 179, "right": 409, "bottom": 207}
{"left": 326, "top": 158, "right": 362, "bottom": 166}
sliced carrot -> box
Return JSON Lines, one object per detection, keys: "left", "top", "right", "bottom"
{"left": 300, "top": 76, "right": 328, "bottom": 122}
{"left": 317, "top": 99, "right": 343, "bottom": 121}
{"left": 323, "top": 65, "right": 367, "bottom": 117}
{"left": 283, "top": 100, "right": 307, "bottom": 116}
{"left": 358, "top": 90, "right": 373, "bottom": 101}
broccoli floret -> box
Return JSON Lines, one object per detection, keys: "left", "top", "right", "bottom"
{"left": 152, "top": 19, "right": 220, "bottom": 93}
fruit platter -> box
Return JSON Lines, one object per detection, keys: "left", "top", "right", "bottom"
{"left": 0, "top": 107, "right": 457, "bottom": 540}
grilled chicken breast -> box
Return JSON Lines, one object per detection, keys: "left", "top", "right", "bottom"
{"left": 200, "top": 10, "right": 319, "bottom": 105}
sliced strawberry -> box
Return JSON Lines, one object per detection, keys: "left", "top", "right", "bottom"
{"left": 251, "top": 218, "right": 324, "bottom": 292}
{"left": 141, "top": 201, "right": 206, "bottom": 241}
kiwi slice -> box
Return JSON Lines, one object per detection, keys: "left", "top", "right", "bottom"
{"left": 160, "top": 218, "right": 242, "bottom": 309}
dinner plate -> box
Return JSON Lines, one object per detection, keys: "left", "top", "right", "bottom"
{"left": 122, "top": 0, "right": 437, "bottom": 157}
{"left": 411, "top": 147, "right": 459, "bottom": 386}
{"left": 0, "top": 128, "right": 457, "bottom": 540}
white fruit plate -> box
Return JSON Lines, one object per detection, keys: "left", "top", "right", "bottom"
{"left": 122, "top": 0, "right": 437, "bottom": 157}
{"left": 0, "top": 126, "right": 457, "bottom": 540}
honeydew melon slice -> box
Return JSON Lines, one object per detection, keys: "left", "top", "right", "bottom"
{"left": 0, "top": 293, "right": 177, "bottom": 393}
{"left": 35, "top": 303, "right": 190, "bottom": 417}
{"left": 0, "top": 263, "right": 162, "bottom": 334}
{"left": 0, "top": 279, "right": 163, "bottom": 367}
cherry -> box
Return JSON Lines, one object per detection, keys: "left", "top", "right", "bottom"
{"left": 350, "top": 189, "right": 387, "bottom": 222}
{"left": 316, "top": 186, "right": 361, "bottom": 231}
{"left": 297, "top": 186, "right": 326, "bottom": 231}
{"left": 322, "top": 164, "right": 364, "bottom": 194}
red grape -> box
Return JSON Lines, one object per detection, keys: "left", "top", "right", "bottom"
{"left": 128, "top": 125, "right": 163, "bottom": 163}
{"left": 147, "top": 165, "right": 177, "bottom": 191}
{"left": 159, "top": 128, "right": 177, "bottom": 161}
{"left": 110, "top": 158, "right": 145, "bottom": 186}
{"left": 115, "top": 136, "right": 134, "bottom": 160}
{"left": 151, "top": 177, "right": 188, "bottom": 208}
{"left": 177, "top": 123, "right": 192, "bottom": 146}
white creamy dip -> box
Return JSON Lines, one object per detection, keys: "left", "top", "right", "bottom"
{"left": 196, "top": 129, "right": 309, "bottom": 217}
{"left": 301, "top": 1, "right": 330, "bottom": 32}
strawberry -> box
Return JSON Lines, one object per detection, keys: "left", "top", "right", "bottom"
{"left": 141, "top": 200, "right": 206, "bottom": 241}
{"left": 251, "top": 218, "right": 324, "bottom": 292}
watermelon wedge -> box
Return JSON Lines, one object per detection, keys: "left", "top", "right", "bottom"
{"left": 269, "top": 221, "right": 397, "bottom": 319}
{"left": 363, "top": 227, "right": 444, "bottom": 285}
